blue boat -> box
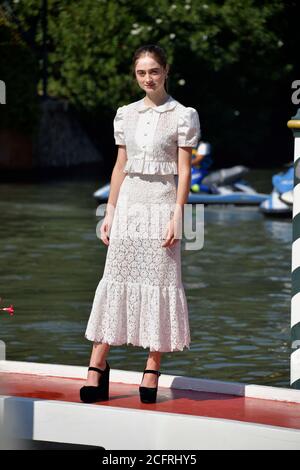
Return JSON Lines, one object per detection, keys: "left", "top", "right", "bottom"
{"left": 259, "top": 164, "right": 293, "bottom": 216}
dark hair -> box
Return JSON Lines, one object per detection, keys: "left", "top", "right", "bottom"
{"left": 132, "top": 44, "right": 170, "bottom": 92}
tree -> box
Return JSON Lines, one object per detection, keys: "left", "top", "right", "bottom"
{"left": 2, "top": 0, "right": 298, "bottom": 166}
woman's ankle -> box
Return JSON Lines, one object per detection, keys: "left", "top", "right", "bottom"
{"left": 90, "top": 360, "right": 107, "bottom": 370}
{"left": 146, "top": 354, "right": 161, "bottom": 371}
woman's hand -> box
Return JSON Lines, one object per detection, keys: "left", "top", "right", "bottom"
{"left": 100, "top": 213, "right": 114, "bottom": 246}
{"left": 161, "top": 211, "right": 182, "bottom": 248}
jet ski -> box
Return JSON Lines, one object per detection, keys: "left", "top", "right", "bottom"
{"left": 280, "top": 190, "right": 293, "bottom": 206}
{"left": 259, "top": 164, "right": 293, "bottom": 217}
{"left": 188, "top": 165, "right": 268, "bottom": 205}
{"left": 94, "top": 165, "right": 268, "bottom": 206}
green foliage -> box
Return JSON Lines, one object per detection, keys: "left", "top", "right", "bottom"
{"left": 1, "top": 0, "right": 298, "bottom": 165}
{"left": 11, "top": 0, "right": 286, "bottom": 109}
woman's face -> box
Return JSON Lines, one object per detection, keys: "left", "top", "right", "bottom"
{"left": 135, "top": 54, "right": 168, "bottom": 94}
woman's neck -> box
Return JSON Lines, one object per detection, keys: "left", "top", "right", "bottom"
{"left": 143, "top": 91, "right": 170, "bottom": 108}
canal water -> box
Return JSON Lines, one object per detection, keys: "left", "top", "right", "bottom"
{"left": 0, "top": 169, "right": 292, "bottom": 387}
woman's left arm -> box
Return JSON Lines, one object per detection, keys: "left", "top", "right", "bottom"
{"left": 176, "top": 106, "right": 200, "bottom": 211}
{"left": 161, "top": 147, "right": 191, "bottom": 248}
{"left": 176, "top": 147, "right": 192, "bottom": 211}
{"left": 162, "top": 106, "right": 200, "bottom": 248}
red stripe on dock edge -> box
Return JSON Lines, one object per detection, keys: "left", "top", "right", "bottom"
{"left": 1, "top": 372, "right": 300, "bottom": 431}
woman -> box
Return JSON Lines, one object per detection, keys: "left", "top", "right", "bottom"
{"left": 80, "top": 44, "right": 200, "bottom": 404}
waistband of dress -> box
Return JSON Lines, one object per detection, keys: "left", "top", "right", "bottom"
{"left": 123, "top": 158, "right": 178, "bottom": 175}
{"left": 126, "top": 172, "right": 177, "bottom": 181}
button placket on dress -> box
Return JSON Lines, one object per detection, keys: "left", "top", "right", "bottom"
{"left": 134, "top": 108, "right": 159, "bottom": 234}
{"left": 134, "top": 108, "right": 160, "bottom": 162}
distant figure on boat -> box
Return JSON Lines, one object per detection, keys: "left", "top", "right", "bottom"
{"left": 191, "top": 140, "right": 213, "bottom": 193}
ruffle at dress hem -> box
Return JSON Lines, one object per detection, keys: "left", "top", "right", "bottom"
{"left": 84, "top": 277, "right": 191, "bottom": 353}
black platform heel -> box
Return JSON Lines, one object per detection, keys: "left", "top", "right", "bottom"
{"left": 80, "top": 361, "right": 110, "bottom": 403}
{"left": 139, "top": 369, "right": 161, "bottom": 404}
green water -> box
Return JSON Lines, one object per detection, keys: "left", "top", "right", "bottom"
{"left": 0, "top": 169, "right": 292, "bottom": 387}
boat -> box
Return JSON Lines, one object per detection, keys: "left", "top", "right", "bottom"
{"left": 94, "top": 166, "right": 268, "bottom": 206}
{"left": 259, "top": 190, "right": 292, "bottom": 217}
{"left": 280, "top": 190, "right": 293, "bottom": 206}
{"left": 1, "top": 357, "right": 300, "bottom": 450}
{"left": 259, "top": 165, "right": 293, "bottom": 217}
{"left": 188, "top": 181, "right": 268, "bottom": 205}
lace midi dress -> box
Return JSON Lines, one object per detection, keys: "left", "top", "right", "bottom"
{"left": 84, "top": 95, "right": 201, "bottom": 352}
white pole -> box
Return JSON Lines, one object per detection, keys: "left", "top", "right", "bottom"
{"left": 288, "top": 109, "right": 300, "bottom": 389}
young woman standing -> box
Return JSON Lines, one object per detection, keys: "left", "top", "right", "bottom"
{"left": 80, "top": 44, "right": 200, "bottom": 404}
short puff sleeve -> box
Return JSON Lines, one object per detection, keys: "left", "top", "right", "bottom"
{"left": 177, "top": 107, "right": 201, "bottom": 147}
{"left": 113, "top": 105, "right": 126, "bottom": 146}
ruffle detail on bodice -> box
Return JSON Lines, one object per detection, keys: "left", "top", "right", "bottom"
{"left": 123, "top": 159, "right": 178, "bottom": 175}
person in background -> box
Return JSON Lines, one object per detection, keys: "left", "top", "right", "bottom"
{"left": 191, "top": 140, "right": 213, "bottom": 193}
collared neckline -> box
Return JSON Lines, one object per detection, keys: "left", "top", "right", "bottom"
{"left": 137, "top": 95, "right": 178, "bottom": 113}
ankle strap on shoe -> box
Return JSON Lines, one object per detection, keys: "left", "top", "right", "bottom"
{"left": 143, "top": 369, "right": 161, "bottom": 376}
{"left": 88, "top": 366, "right": 106, "bottom": 374}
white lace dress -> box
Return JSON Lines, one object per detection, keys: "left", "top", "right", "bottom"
{"left": 84, "top": 95, "right": 201, "bottom": 352}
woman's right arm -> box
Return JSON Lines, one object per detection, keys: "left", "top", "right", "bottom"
{"left": 101, "top": 145, "right": 127, "bottom": 245}
{"left": 106, "top": 145, "right": 127, "bottom": 214}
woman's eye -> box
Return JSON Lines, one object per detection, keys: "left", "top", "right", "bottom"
{"left": 137, "top": 70, "right": 159, "bottom": 75}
